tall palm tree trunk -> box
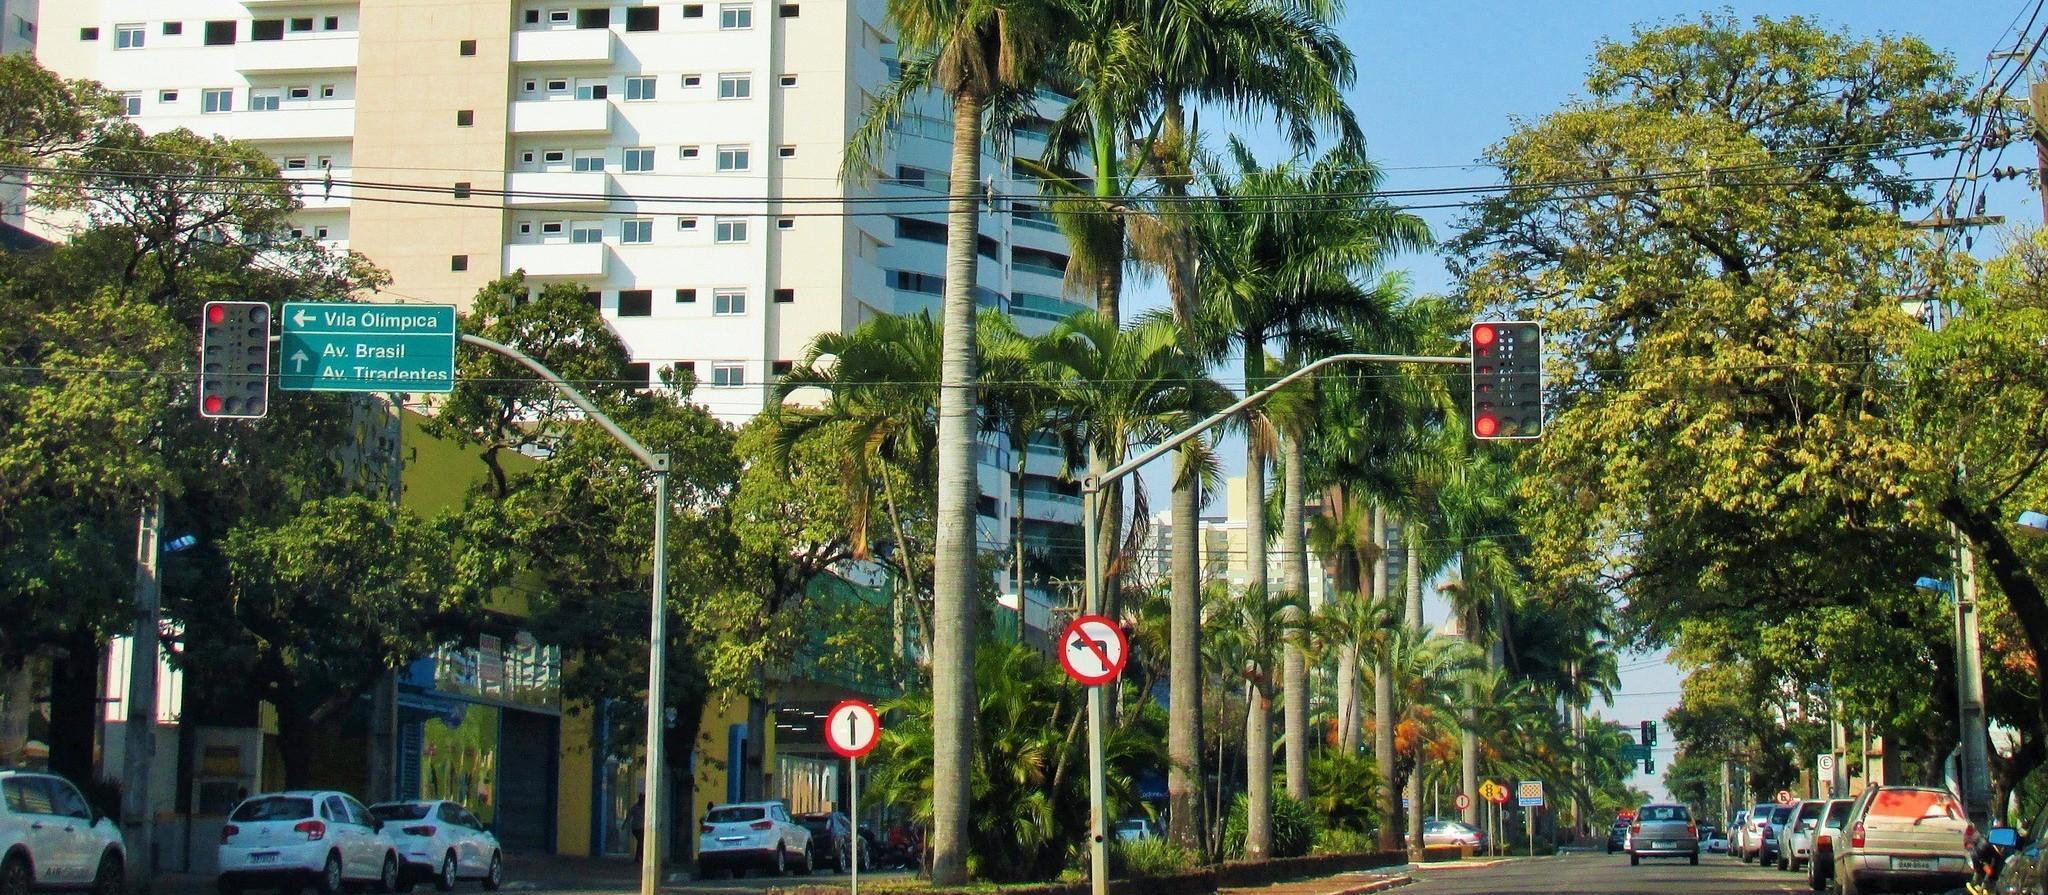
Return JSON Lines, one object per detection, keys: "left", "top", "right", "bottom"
{"left": 1333, "top": 537, "right": 1362, "bottom": 754}
{"left": 1457, "top": 558, "right": 1480, "bottom": 828}
{"left": 1242, "top": 331, "right": 1272, "bottom": 859}
{"left": 1404, "top": 519, "right": 1425, "bottom": 856}
{"left": 1280, "top": 432, "right": 1310, "bottom": 801}
{"left": 1167, "top": 449, "right": 1204, "bottom": 849}
{"left": 928, "top": 89, "right": 985, "bottom": 888}
{"left": 1371, "top": 504, "right": 1397, "bottom": 852}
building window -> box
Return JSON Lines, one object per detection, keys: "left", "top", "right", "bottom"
{"left": 713, "top": 289, "right": 746, "bottom": 315}
{"left": 453, "top": 182, "right": 472, "bottom": 199}
{"left": 719, "top": 4, "right": 753, "bottom": 29}
{"left": 456, "top": 109, "right": 475, "bottom": 126}
{"left": 541, "top": 221, "right": 565, "bottom": 235}
{"left": 711, "top": 363, "right": 744, "bottom": 388}
{"left": 895, "top": 165, "right": 930, "bottom": 188}
{"left": 459, "top": 38, "right": 477, "bottom": 55}
{"left": 577, "top": 8, "right": 610, "bottom": 28}
{"left": 675, "top": 288, "right": 697, "bottom": 303}
{"left": 625, "top": 76, "right": 657, "bottom": 101}
{"left": 777, "top": 145, "right": 796, "bottom": 158}
{"left": 451, "top": 255, "right": 469, "bottom": 271}
{"left": 569, "top": 222, "right": 602, "bottom": 244}
{"left": 895, "top": 216, "right": 946, "bottom": 244}
{"left": 889, "top": 269, "right": 943, "bottom": 294}
{"left": 714, "top": 218, "right": 747, "bottom": 243}
{"left": 549, "top": 9, "right": 573, "bottom": 25}
{"left": 623, "top": 147, "right": 654, "bottom": 172}
{"left": 621, "top": 219, "right": 653, "bottom": 244}
{"left": 715, "top": 145, "right": 750, "bottom": 172}
{"left": 119, "top": 93, "right": 142, "bottom": 116}
{"left": 201, "top": 89, "right": 233, "bottom": 113}
{"left": 283, "top": 157, "right": 309, "bottom": 170}
{"left": 162, "top": 21, "right": 183, "bottom": 35}
{"left": 776, "top": 217, "right": 795, "bottom": 230}
{"left": 682, "top": 4, "right": 705, "bottom": 17}
{"left": 583, "top": 291, "right": 603, "bottom": 309}
{"left": 323, "top": 16, "right": 341, "bottom": 30}
{"left": 159, "top": 90, "right": 179, "bottom": 103}
{"left": 771, "top": 360, "right": 794, "bottom": 376}
{"left": 717, "top": 73, "right": 751, "bottom": 100}
{"left": 625, "top": 7, "right": 659, "bottom": 31}
{"left": 114, "top": 24, "right": 145, "bottom": 49}
{"left": 546, "top": 78, "right": 569, "bottom": 93}
{"left": 773, "top": 288, "right": 795, "bottom": 303}
{"left": 526, "top": 9, "right": 542, "bottom": 24}
{"left": 779, "top": 74, "right": 797, "bottom": 87}
{"left": 287, "top": 86, "right": 312, "bottom": 100}
{"left": 676, "top": 217, "right": 698, "bottom": 230}
{"left": 618, "top": 289, "right": 653, "bottom": 316}
{"left": 779, "top": 3, "right": 800, "bottom": 16}
{"left": 250, "top": 92, "right": 280, "bottom": 111}
{"left": 681, "top": 74, "right": 702, "bottom": 87}
{"left": 679, "top": 145, "right": 700, "bottom": 159}
{"left": 625, "top": 362, "right": 652, "bottom": 388}
{"left": 572, "top": 151, "right": 605, "bottom": 172}
{"left": 321, "top": 84, "right": 337, "bottom": 98}
{"left": 543, "top": 149, "right": 567, "bottom": 164}
{"left": 576, "top": 82, "right": 608, "bottom": 100}
{"left": 80, "top": 27, "right": 99, "bottom": 41}
{"left": 314, "top": 226, "right": 329, "bottom": 239}
{"left": 290, "top": 17, "right": 315, "bottom": 32}
{"left": 518, "top": 222, "right": 533, "bottom": 235}
{"left": 251, "top": 19, "right": 285, "bottom": 40}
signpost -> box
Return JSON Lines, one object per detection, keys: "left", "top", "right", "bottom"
{"left": 1517, "top": 781, "right": 1544, "bottom": 857}
{"left": 279, "top": 302, "right": 457, "bottom": 393}
{"left": 825, "top": 700, "right": 881, "bottom": 895}
{"left": 1059, "top": 614, "right": 1127, "bottom": 895}
{"left": 1816, "top": 754, "right": 1836, "bottom": 798}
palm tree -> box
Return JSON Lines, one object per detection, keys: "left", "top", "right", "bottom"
{"left": 1204, "top": 581, "right": 1297, "bottom": 859}
{"left": 846, "top": 0, "right": 1062, "bottom": 878}
{"left": 977, "top": 315, "right": 1063, "bottom": 618}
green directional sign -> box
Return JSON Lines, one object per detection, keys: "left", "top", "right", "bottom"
{"left": 279, "top": 302, "right": 457, "bottom": 393}
{"left": 1620, "top": 744, "right": 1651, "bottom": 762}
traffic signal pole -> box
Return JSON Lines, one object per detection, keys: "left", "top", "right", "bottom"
{"left": 121, "top": 493, "right": 161, "bottom": 891}
{"left": 455, "top": 334, "right": 673, "bottom": 895}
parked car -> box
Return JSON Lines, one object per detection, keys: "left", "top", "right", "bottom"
{"left": 1780, "top": 799, "right": 1826, "bottom": 871}
{"left": 1420, "top": 820, "right": 1486, "bottom": 852}
{"left": 696, "top": 802, "right": 812, "bottom": 879}
{"left": 1628, "top": 803, "right": 1699, "bottom": 866}
{"left": 1607, "top": 819, "right": 1630, "bottom": 854}
{"left": 0, "top": 770, "right": 126, "bottom": 895}
{"left": 1740, "top": 803, "right": 1774, "bottom": 862}
{"left": 1806, "top": 798, "right": 1854, "bottom": 892}
{"left": 1728, "top": 810, "right": 1750, "bottom": 858}
{"left": 218, "top": 791, "right": 403, "bottom": 895}
{"left": 368, "top": 801, "right": 501, "bottom": 892}
{"left": 1759, "top": 802, "right": 1796, "bottom": 867}
{"left": 1830, "top": 786, "right": 1970, "bottom": 895}
{"left": 794, "top": 812, "right": 859, "bottom": 874}
{"left": 1700, "top": 826, "right": 1728, "bottom": 853}
{"left": 1112, "top": 818, "right": 1157, "bottom": 843}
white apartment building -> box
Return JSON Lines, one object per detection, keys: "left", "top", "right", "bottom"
{"left": 1, "top": 0, "right": 39, "bottom": 229}
{"left": 37, "top": 0, "right": 1084, "bottom": 638}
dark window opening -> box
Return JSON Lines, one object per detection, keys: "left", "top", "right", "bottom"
{"left": 450, "top": 255, "right": 469, "bottom": 272}
{"left": 625, "top": 7, "right": 659, "bottom": 31}
{"left": 289, "top": 17, "right": 314, "bottom": 31}
{"left": 773, "top": 288, "right": 794, "bottom": 303}
{"left": 894, "top": 216, "right": 945, "bottom": 244}
{"left": 583, "top": 291, "right": 602, "bottom": 309}
{"left": 778, "top": 3, "right": 800, "bottom": 15}
{"left": 203, "top": 20, "right": 236, "bottom": 44}
{"left": 525, "top": 9, "right": 542, "bottom": 23}
{"left": 977, "top": 234, "right": 1000, "bottom": 260}
{"left": 624, "top": 362, "right": 652, "bottom": 388}
{"left": 452, "top": 182, "right": 472, "bottom": 199}
{"left": 1014, "top": 247, "right": 1069, "bottom": 273}
{"left": 771, "top": 360, "right": 794, "bottom": 376}
{"left": 618, "top": 289, "right": 653, "bottom": 316}
{"left": 250, "top": 19, "right": 285, "bottom": 40}
{"left": 682, "top": 4, "right": 705, "bottom": 17}
{"left": 976, "top": 496, "right": 1000, "bottom": 518}
{"left": 79, "top": 26, "right": 99, "bottom": 40}
{"left": 577, "top": 8, "right": 610, "bottom": 28}
{"left": 675, "top": 288, "right": 697, "bottom": 303}
{"left": 162, "top": 22, "right": 183, "bottom": 35}
{"left": 459, "top": 39, "right": 477, "bottom": 55}
{"left": 455, "top": 109, "right": 475, "bottom": 126}
{"left": 323, "top": 16, "right": 340, "bottom": 30}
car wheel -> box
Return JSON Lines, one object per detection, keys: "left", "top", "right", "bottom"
{"left": 1630, "top": 853, "right": 1640, "bottom": 866}
{"left": 378, "top": 854, "right": 401, "bottom": 894}
{"left": 772, "top": 845, "right": 787, "bottom": 876}
{"left": 2, "top": 853, "right": 31, "bottom": 895}
{"left": 1689, "top": 852, "right": 1698, "bottom": 866}
{"left": 797, "top": 847, "right": 812, "bottom": 876}
{"left": 434, "top": 853, "right": 457, "bottom": 893}
{"left": 1806, "top": 860, "right": 1823, "bottom": 891}
{"left": 480, "top": 853, "right": 501, "bottom": 892}
{"left": 316, "top": 852, "right": 344, "bottom": 895}
{"left": 92, "top": 850, "right": 124, "bottom": 895}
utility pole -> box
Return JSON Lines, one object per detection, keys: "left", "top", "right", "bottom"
{"left": 2030, "top": 80, "right": 2048, "bottom": 223}
{"left": 122, "top": 494, "right": 162, "bottom": 890}
{"left": 1951, "top": 527, "right": 1993, "bottom": 829}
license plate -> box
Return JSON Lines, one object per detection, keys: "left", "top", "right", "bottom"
{"left": 1891, "top": 857, "right": 1937, "bottom": 871}
{"left": 1651, "top": 841, "right": 1676, "bottom": 850}
{"left": 249, "top": 853, "right": 279, "bottom": 865}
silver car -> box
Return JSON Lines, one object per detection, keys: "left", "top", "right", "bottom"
{"left": 1830, "top": 786, "right": 1970, "bottom": 895}
{"left": 1629, "top": 802, "right": 1699, "bottom": 866}
{"left": 1780, "top": 799, "right": 1825, "bottom": 871}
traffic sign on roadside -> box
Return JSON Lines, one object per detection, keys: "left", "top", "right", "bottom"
{"left": 1516, "top": 780, "right": 1544, "bottom": 807}
{"left": 1059, "top": 615, "right": 1128, "bottom": 686}
{"left": 1620, "top": 743, "right": 1651, "bottom": 762}
{"left": 1455, "top": 793, "right": 1471, "bottom": 811}
{"left": 279, "top": 302, "right": 457, "bottom": 393}
{"left": 824, "top": 699, "right": 880, "bottom": 759}
{"left": 1775, "top": 790, "right": 1795, "bottom": 806}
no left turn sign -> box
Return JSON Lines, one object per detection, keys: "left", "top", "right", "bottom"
{"left": 1059, "top": 615, "right": 1128, "bottom": 686}
{"left": 825, "top": 699, "right": 881, "bottom": 759}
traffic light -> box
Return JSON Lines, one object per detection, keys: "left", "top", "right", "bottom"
{"left": 199, "top": 300, "right": 271, "bottom": 419}
{"left": 1470, "top": 320, "right": 1542, "bottom": 439}
{"left": 1641, "top": 720, "right": 1658, "bottom": 747}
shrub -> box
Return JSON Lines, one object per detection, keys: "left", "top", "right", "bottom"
{"left": 1222, "top": 793, "right": 1322, "bottom": 859}
{"left": 1312, "top": 827, "right": 1379, "bottom": 855}
{"left": 1109, "top": 838, "right": 1201, "bottom": 878}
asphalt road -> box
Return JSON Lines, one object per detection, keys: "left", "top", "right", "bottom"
{"left": 1402, "top": 851, "right": 1820, "bottom": 895}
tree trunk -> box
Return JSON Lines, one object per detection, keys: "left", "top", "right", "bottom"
{"left": 1333, "top": 546, "right": 1361, "bottom": 754}
{"left": 1281, "top": 432, "right": 1310, "bottom": 801}
{"left": 0, "top": 658, "right": 30, "bottom": 767}
{"left": 1458, "top": 559, "right": 1481, "bottom": 828}
{"left": 1167, "top": 449, "right": 1205, "bottom": 851}
{"left": 927, "top": 88, "right": 985, "bottom": 888}
{"left": 1370, "top": 505, "right": 1397, "bottom": 853}
{"left": 1403, "top": 519, "right": 1424, "bottom": 853}
{"left": 277, "top": 705, "right": 315, "bottom": 790}
{"left": 1241, "top": 331, "right": 1271, "bottom": 859}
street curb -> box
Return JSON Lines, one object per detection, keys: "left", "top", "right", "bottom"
{"left": 1410, "top": 859, "right": 1512, "bottom": 870}
{"left": 1324, "top": 874, "right": 1411, "bottom": 895}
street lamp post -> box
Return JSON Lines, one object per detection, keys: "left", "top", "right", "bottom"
{"left": 1916, "top": 542, "right": 1991, "bottom": 830}
{"left": 1078, "top": 352, "right": 1470, "bottom": 895}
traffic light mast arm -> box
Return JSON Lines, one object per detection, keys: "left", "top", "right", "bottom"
{"left": 458, "top": 332, "right": 666, "bottom": 474}
{"left": 1086, "top": 352, "right": 1472, "bottom": 495}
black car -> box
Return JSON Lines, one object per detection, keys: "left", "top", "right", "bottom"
{"left": 1607, "top": 820, "right": 1630, "bottom": 854}
{"left": 795, "top": 812, "right": 860, "bottom": 874}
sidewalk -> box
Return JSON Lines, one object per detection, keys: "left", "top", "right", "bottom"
{"left": 1219, "top": 869, "right": 1412, "bottom": 895}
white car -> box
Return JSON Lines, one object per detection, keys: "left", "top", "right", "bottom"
{"left": 696, "top": 802, "right": 812, "bottom": 879}
{"left": 0, "top": 770, "right": 126, "bottom": 895}
{"left": 1113, "top": 818, "right": 1156, "bottom": 842}
{"left": 218, "top": 792, "right": 404, "bottom": 895}
{"left": 368, "top": 802, "right": 502, "bottom": 892}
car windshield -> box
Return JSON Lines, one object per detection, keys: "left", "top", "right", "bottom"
{"left": 706, "top": 807, "right": 766, "bottom": 824}
{"left": 1770, "top": 806, "right": 1795, "bottom": 823}
{"left": 795, "top": 815, "right": 831, "bottom": 831}
{"left": 370, "top": 804, "right": 431, "bottom": 821}
{"left": 1115, "top": 821, "right": 1145, "bottom": 831}
{"left": 1868, "top": 790, "right": 1962, "bottom": 821}
{"left": 1638, "top": 806, "right": 1689, "bottom": 822}
{"left": 232, "top": 797, "right": 313, "bottom": 821}
{"left": 1824, "top": 802, "right": 1853, "bottom": 827}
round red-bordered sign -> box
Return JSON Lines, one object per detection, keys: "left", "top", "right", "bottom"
{"left": 1455, "top": 793, "right": 1471, "bottom": 811}
{"left": 824, "top": 699, "right": 881, "bottom": 759}
{"left": 1059, "top": 615, "right": 1128, "bottom": 686}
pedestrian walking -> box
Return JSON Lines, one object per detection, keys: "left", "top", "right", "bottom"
{"left": 625, "top": 794, "right": 645, "bottom": 861}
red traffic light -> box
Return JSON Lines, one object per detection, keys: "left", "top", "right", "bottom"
{"left": 1474, "top": 415, "right": 1499, "bottom": 437}
{"left": 1473, "top": 324, "right": 1497, "bottom": 347}
{"left": 203, "top": 394, "right": 224, "bottom": 414}
{"left": 207, "top": 305, "right": 228, "bottom": 325}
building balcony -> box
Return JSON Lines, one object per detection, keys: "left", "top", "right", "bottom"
{"left": 238, "top": 37, "right": 357, "bottom": 74}
{"left": 509, "top": 99, "right": 610, "bottom": 134}
{"left": 505, "top": 170, "right": 610, "bottom": 208}
{"left": 227, "top": 106, "right": 355, "bottom": 142}
{"left": 503, "top": 242, "right": 608, "bottom": 278}
{"left": 283, "top": 168, "right": 350, "bottom": 211}
{"left": 511, "top": 28, "right": 613, "bottom": 64}
{"left": 1021, "top": 490, "right": 1082, "bottom": 524}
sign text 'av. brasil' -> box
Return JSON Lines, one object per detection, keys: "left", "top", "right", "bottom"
{"left": 279, "top": 302, "right": 458, "bottom": 393}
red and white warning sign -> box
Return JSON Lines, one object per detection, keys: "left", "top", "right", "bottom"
{"left": 825, "top": 699, "right": 881, "bottom": 759}
{"left": 1059, "top": 614, "right": 1128, "bottom": 686}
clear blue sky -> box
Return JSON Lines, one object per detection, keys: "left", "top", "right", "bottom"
{"left": 1129, "top": 0, "right": 2038, "bottom": 803}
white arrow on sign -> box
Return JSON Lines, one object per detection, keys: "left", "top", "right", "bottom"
{"left": 289, "top": 350, "right": 309, "bottom": 372}
{"left": 825, "top": 700, "right": 880, "bottom": 759}
{"left": 291, "top": 308, "right": 314, "bottom": 328}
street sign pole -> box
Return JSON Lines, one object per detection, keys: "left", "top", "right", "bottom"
{"left": 1081, "top": 489, "right": 1108, "bottom": 895}
{"left": 849, "top": 754, "right": 859, "bottom": 895}
{"left": 825, "top": 700, "right": 879, "bottom": 895}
